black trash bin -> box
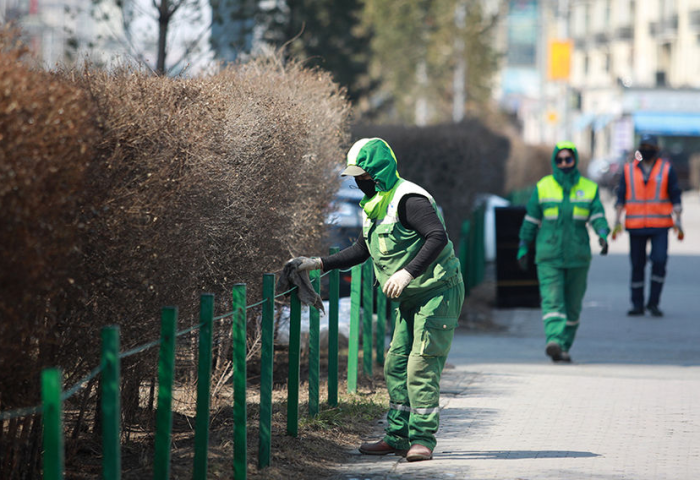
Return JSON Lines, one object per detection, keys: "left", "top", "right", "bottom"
{"left": 494, "top": 206, "right": 540, "bottom": 308}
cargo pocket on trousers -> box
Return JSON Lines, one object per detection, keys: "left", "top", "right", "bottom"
{"left": 419, "top": 316, "right": 458, "bottom": 357}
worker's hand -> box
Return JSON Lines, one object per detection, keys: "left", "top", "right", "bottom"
{"left": 293, "top": 256, "right": 323, "bottom": 272}
{"left": 673, "top": 223, "right": 685, "bottom": 241}
{"left": 599, "top": 236, "right": 609, "bottom": 255}
{"left": 516, "top": 243, "right": 529, "bottom": 271}
{"left": 382, "top": 269, "right": 414, "bottom": 299}
{"left": 611, "top": 223, "right": 623, "bottom": 241}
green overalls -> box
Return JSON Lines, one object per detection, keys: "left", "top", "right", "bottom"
{"left": 346, "top": 138, "right": 464, "bottom": 450}
{"left": 519, "top": 142, "right": 609, "bottom": 352}
{"left": 365, "top": 180, "right": 463, "bottom": 450}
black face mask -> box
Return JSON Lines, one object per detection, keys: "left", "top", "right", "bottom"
{"left": 355, "top": 178, "right": 377, "bottom": 197}
{"left": 559, "top": 166, "right": 575, "bottom": 174}
{"left": 639, "top": 148, "right": 657, "bottom": 161}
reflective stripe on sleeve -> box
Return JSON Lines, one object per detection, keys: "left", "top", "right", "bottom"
{"left": 524, "top": 215, "right": 542, "bottom": 226}
{"left": 543, "top": 312, "right": 566, "bottom": 320}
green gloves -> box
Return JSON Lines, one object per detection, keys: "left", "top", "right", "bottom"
{"left": 516, "top": 242, "right": 529, "bottom": 271}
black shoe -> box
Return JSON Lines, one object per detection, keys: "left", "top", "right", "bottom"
{"left": 546, "top": 342, "right": 564, "bottom": 362}
{"left": 558, "top": 351, "right": 572, "bottom": 363}
{"left": 627, "top": 307, "right": 644, "bottom": 316}
{"left": 646, "top": 305, "right": 664, "bottom": 317}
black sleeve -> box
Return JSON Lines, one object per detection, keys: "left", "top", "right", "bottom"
{"left": 398, "top": 195, "right": 448, "bottom": 278}
{"left": 667, "top": 165, "right": 682, "bottom": 206}
{"left": 320, "top": 235, "right": 370, "bottom": 272}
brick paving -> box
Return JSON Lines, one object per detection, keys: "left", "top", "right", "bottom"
{"left": 331, "top": 191, "right": 700, "bottom": 480}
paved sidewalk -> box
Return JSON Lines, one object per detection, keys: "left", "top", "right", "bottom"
{"left": 331, "top": 191, "right": 700, "bottom": 480}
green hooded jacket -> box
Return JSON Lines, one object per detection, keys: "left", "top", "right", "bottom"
{"left": 346, "top": 138, "right": 462, "bottom": 304}
{"left": 519, "top": 141, "right": 610, "bottom": 268}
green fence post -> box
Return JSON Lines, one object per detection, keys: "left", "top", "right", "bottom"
{"left": 309, "top": 270, "right": 321, "bottom": 416}
{"left": 328, "top": 246, "right": 340, "bottom": 406}
{"left": 475, "top": 204, "right": 486, "bottom": 285}
{"left": 362, "top": 260, "right": 374, "bottom": 376}
{"left": 287, "top": 287, "right": 301, "bottom": 437}
{"left": 101, "top": 326, "right": 121, "bottom": 480}
{"left": 347, "top": 263, "right": 362, "bottom": 393}
{"left": 460, "top": 219, "right": 472, "bottom": 297}
{"left": 42, "top": 368, "right": 64, "bottom": 480}
{"left": 375, "top": 289, "right": 386, "bottom": 366}
{"left": 258, "top": 273, "right": 275, "bottom": 469}
{"left": 232, "top": 284, "right": 247, "bottom": 480}
{"left": 468, "top": 212, "right": 478, "bottom": 291}
{"left": 154, "top": 307, "right": 177, "bottom": 480}
{"left": 193, "top": 294, "right": 214, "bottom": 480}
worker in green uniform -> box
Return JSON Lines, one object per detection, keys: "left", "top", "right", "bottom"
{"left": 290, "top": 138, "right": 464, "bottom": 461}
{"left": 517, "top": 141, "right": 610, "bottom": 363}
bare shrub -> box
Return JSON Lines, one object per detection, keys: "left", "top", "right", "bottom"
{"left": 352, "top": 120, "right": 511, "bottom": 241}
{"left": 0, "top": 28, "right": 98, "bottom": 408}
{"left": 1, "top": 29, "right": 350, "bottom": 476}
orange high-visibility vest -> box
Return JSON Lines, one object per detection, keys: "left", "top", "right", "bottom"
{"left": 624, "top": 159, "right": 674, "bottom": 229}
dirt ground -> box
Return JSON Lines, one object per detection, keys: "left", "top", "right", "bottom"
{"left": 59, "top": 281, "right": 499, "bottom": 480}
{"left": 59, "top": 352, "right": 389, "bottom": 480}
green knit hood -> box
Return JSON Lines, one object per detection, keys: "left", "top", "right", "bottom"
{"left": 551, "top": 141, "right": 581, "bottom": 191}
{"left": 346, "top": 138, "right": 402, "bottom": 218}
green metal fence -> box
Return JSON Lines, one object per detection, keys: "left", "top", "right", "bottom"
{"left": 0, "top": 252, "right": 391, "bottom": 479}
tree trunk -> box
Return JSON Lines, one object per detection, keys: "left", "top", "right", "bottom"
{"left": 157, "top": 0, "right": 170, "bottom": 74}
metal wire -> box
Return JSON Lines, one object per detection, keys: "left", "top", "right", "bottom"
{"left": 0, "top": 266, "right": 349, "bottom": 419}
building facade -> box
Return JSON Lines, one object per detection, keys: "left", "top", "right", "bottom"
{"left": 499, "top": 0, "right": 700, "bottom": 188}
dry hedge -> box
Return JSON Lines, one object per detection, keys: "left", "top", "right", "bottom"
{"left": 1, "top": 32, "right": 350, "bottom": 425}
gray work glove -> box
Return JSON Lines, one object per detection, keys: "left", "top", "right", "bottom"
{"left": 293, "top": 256, "right": 323, "bottom": 272}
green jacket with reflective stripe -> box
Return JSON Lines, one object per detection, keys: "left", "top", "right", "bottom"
{"left": 519, "top": 174, "right": 609, "bottom": 268}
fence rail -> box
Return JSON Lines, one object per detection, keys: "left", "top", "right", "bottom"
{"left": 1, "top": 250, "right": 391, "bottom": 479}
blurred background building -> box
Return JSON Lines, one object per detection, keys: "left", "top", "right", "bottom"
{"left": 498, "top": 0, "right": 700, "bottom": 189}
{"left": 3, "top": 0, "right": 700, "bottom": 188}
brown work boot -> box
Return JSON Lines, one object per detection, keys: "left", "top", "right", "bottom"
{"left": 406, "top": 443, "right": 433, "bottom": 462}
{"left": 359, "top": 440, "right": 407, "bottom": 456}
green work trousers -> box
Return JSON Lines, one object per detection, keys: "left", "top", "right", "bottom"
{"left": 382, "top": 281, "right": 464, "bottom": 451}
{"left": 536, "top": 263, "right": 590, "bottom": 352}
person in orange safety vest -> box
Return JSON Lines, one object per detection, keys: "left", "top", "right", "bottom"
{"left": 612, "top": 134, "right": 683, "bottom": 317}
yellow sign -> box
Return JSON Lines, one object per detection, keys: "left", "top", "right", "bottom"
{"left": 549, "top": 40, "right": 572, "bottom": 81}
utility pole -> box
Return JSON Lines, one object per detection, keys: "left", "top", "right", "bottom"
{"left": 453, "top": 0, "right": 467, "bottom": 123}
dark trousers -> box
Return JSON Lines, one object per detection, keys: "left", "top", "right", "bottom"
{"left": 629, "top": 230, "right": 668, "bottom": 309}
